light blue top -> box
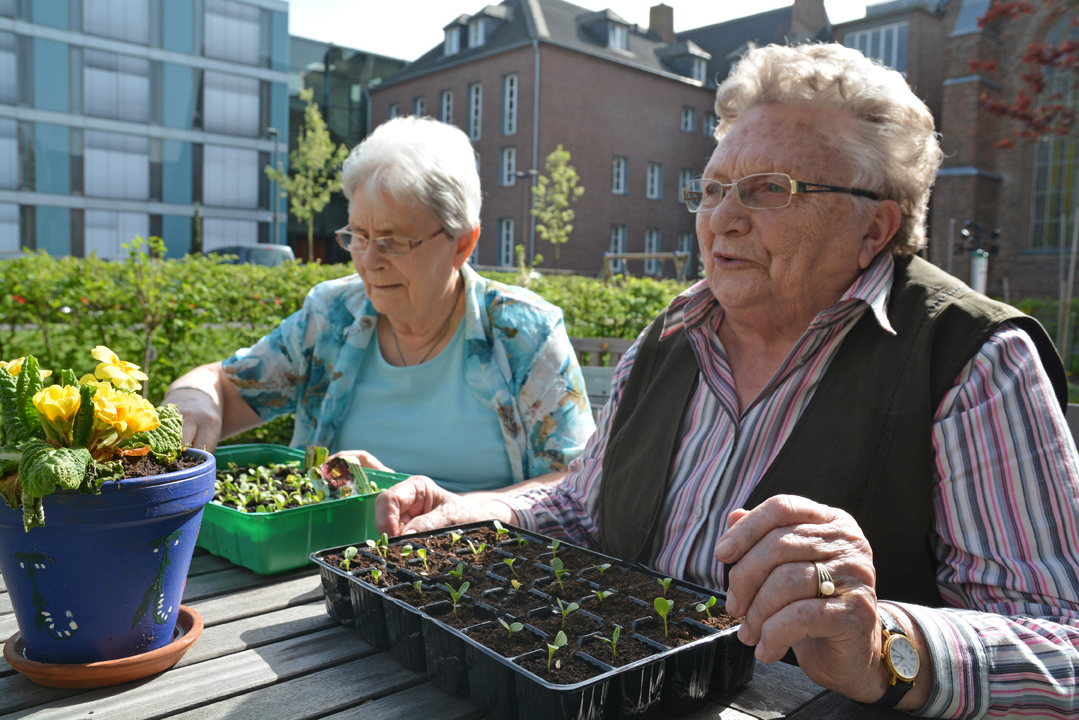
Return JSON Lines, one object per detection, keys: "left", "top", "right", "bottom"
{"left": 332, "top": 321, "right": 514, "bottom": 492}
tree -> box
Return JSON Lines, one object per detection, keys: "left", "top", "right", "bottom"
{"left": 265, "top": 88, "right": 349, "bottom": 262}
{"left": 531, "top": 145, "right": 585, "bottom": 270}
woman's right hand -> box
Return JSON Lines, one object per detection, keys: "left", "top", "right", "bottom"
{"left": 325, "top": 450, "right": 395, "bottom": 473}
{"left": 166, "top": 387, "right": 223, "bottom": 451}
{"left": 376, "top": 476, "right": 513, "bottom": 536}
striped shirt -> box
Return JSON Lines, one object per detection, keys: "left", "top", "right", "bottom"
{"left": 503, "top": 252, "right": 1079, "bottom": 719}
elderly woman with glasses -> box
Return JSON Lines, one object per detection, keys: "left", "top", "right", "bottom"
{"left": 164, "top": 116, "right": 595, "bottom": 494}
{"left": 376, "top": 44, "right": 1079, "bottom": 718}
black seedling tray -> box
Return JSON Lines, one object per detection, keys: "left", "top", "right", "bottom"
{"left": 310, "top": 521, "right": 755, "bottom": 720}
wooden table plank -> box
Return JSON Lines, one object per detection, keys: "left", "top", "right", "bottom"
{"left": 320, "top": 681, "right": 483, "bottom": 720}
{"left": 186, "top": 574, "right": 324, "bottom": 627}
{"left": 187, "top": 554, "right": 240, "bottom": 577}
{"left": 785, "top": 691, "right": 910, "bottom": 720}
{"left": 0, "top": 591, "right": 10, "bottom": 616}
{"left": 722, "top": 661, "right": 828, "bottom": 720}
{"left": 181, "top": 566, "right": 316, "bottom": 604}
{"left": 1, "top": 626, "right": 370, "bottom": 720}
{"left": 165, "top": 653, "right": 426, "bottom": 720}
{"left": 175, "top": 602, "right": 335, "bottom": 669}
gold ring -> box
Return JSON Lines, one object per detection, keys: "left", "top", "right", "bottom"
{"left": 815, "top": 562, "right": 835, "bottom": 598}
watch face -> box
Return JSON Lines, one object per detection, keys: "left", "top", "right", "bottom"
{"left": 886, "top": 636, "right": 919, "bottom": 681}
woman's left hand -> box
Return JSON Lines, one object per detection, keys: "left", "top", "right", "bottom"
{"left": 325, "top": 449, "right": 395, "bottom": 473}
{"left": 714, "top": 494, "right": 889, "bottom": 702}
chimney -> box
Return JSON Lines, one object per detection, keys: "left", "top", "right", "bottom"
{"left": 649, "top": 3, "right": 675, "bottom": 44}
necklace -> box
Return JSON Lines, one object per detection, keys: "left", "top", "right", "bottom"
{"left": 390, "top": 282, "right": 463, "bottom": 367}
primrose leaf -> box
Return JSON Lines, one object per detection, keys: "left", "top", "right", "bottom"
{"left": 123, "top": 403, "right": 183, "bottom": 462}
{"left": 60, "top": 369, "right": 78, "bottom": 387}
{"left": 16, "top": 356, "right": 46, "bottom": 440}
{"left": 81, "top": 459, "right": 124, "bottom": 494}
{"left": 70, "top": 383, "right": 99, "bottom": 447}
{"left": 0, "top": 470, "right": 21, "bottom": 510}
{"left": 17, "top": 440, "right": 93, "bottom": 530}
{"left": 0, "top": 370, "right": 27, "bottom": 444}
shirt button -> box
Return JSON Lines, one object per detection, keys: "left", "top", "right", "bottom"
{"left": 692, "top": 505, "right": 703, "bottom": 519}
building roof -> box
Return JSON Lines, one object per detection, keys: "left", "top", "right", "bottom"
{"left": 376, "top": 0, "right": 712, "bottom": 89}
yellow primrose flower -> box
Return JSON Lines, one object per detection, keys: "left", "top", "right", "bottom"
{"left": 33, "top": 385, "right": 81, "bottom": 436}
{"left": 93, "top": 386, "right": 159, "bottom": 438}
{"left": 91, "top": 346, "right": 148, "bottom": 391}
{"left": 1, "top": 357, "right": 52, "bottom": 379}
{"left": 116, "top": 394, "right": 160, "bottom": 436}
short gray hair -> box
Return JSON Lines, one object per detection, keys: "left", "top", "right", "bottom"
{"left": 341, "top": 116, "right": 481, "bottom": 239}
{"left": 715, "top": 43, "right": 942, "bottom": 256}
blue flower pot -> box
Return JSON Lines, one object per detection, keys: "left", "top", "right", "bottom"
{"left": 0, "top": 449, "right": 215, "bottom": 664}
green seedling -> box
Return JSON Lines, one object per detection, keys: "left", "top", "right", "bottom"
{"left": 695, "top": 596, "right": 717, "bottom": 618}
{"left": 493, "top": 520, "right": 509, "bottom": 540}
{"left": 657, "top": 577, "right": 673, "bottom": 597}
{"left": 551, "top": 558, "right": 567, "bottom": 591}
{"left": 466, "top": 539, "right": 486, "bottom": 556}
{"left": 412, "top": 581, "right": 423, "bottom": 595}
{"left": 595, "top": 563, "right": 611, "bottom": 576}
{"left": 556, "top": 598, "right": 579, "bottom": 628}
{"left": 365, "top": 533, "right": 388, "bottom": 558}
{"left": 341, "top": 546, "right": 358, "bottom": 571}
{"left": 510, "top": 579, "right": 522, "bottom": 592}
{"left": 547, "top": 538, "right": 560, "bottom": 559}
{"left": 417, "top": 548, "right": 428, "bottom": 571}
{"left": 443, "top": 581, "right": 470, "bottom": 620}
{"left": 370, "top": 568, "right": 382, "bottom": 584}
{"left": 593, "top": 589, "right": 613, "bottom": 605}
{"left": 449, "top": 563, "right": 465, "bottom": 581}
{"left": 598, "top": 626, "right": 621, "bottom": 657}
{"left": 546, "top": 630, "right": 568, "bottom": 673}
{"left": 400, "top": 544, "right": 413, "bottom": 558}
{"left": 499, "top": 618, "right": 524, "bottom": 636}
{"left": 654, "top": 597, "right": 674, "bottom": 637}
{"left": 450, "top": 532, "right": 462, "bottom": 545}
{"left": 502, "top": 557, "right": 518, "bottom": 577}
{"left": 516, "top": 532, "right": 528, "bottom": 547}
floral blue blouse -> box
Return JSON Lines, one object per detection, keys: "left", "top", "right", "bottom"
{"left": 221, "top": 264, "right": 596, "bottom": 483}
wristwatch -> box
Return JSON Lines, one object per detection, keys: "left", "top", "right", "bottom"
{"left": 859, "top": 606, "right": 919, "bottom": 710}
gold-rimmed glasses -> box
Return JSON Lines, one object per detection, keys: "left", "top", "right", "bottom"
{"left": 334, "top": 226, "right": 446, "bottom": 257}
{"left": 681, "top": 172, "right": 880, "bottom": 213}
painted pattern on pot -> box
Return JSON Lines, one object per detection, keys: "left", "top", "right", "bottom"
{"left": 14, "top": 551, "right": 78, "bottom": 640}
{"left": 132, "top": 529, "right": 184, "bottom": 629}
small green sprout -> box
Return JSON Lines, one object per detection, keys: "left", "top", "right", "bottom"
{"left": 466, "top": 539, "right": 486, "bottom": 556}
{"left": 556, "top": 598, "right": 579, "bottom": 628}
{"left": 449, "top": 563, "right": 465, "bottom": 581}
{"left": 516, "top": 532, "right": 528, "bottom": 546}
{"left": 654, "top": 597, "right": 674, "bottom": 637}
{"left": 450, "top": 532, "right": 462, "bottom": 545}
{"left": 417, "top": 548, "right": 428, "bottom": 571}
{"left": 546, "top": 630, "right": 568, "bottom": 673}
{"left": 493, "top": 520, "right": 509, "bottom": 540}
{"left": 595, "top": 563, "right": 611, "bottom": 576}
{"left": 341, "top": 546, "right": 358, "bottom": 571}
{"left": 551, "top": 557, "right": 567, "bottom": 591}
{"left": 443, "top": 581, "right": 470, "bottom": 620}
{"left": 593, "top": 589, "right": 613, "bottom": 605}
{"left": 400, "top": 544, "right": 413, "bottom": 558}
{"left": 365, "top": 533, "right": 388, "bottom": 558}
{"left": 695, "top": 596, "right": 717, "bottom": 618}
{"left": 657, "top": 577, "right": 673, "bottom": 597}
{"left": 547, "top": 538, "right": 560, "bottom": 559}
{"left": 502, "top": 557, "right": 518, "bottom": 577}
{"left": 499, "top": 618, "right": 524, "bottom": 636}
{"left": 412, "top": 580, "right": 423, "bottom": 595}
{"left": 370, "top": 567, "right": 382, "bottom": 584}
{"left": 510, "top": 579, "right": 522, "bottom": 592}
{"left": 598, "top": 626, "right": 621, "bottom": 657}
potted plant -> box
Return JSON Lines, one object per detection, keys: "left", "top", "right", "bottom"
{"left": 0, "top": 348, "right": 214, "bottom": 685}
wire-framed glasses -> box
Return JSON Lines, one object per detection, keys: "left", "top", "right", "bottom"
{"left": 335, "top": 226, "right": 445, "bottom": 257}
{"left": 681, "top": 173, "right": 880, "bottom": 213}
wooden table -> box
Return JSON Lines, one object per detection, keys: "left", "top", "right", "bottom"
{"left": 0, "top": 550, "right": 908, "bottom": 720}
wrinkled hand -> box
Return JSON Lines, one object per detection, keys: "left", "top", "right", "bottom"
{"left": 715, "top": 495, "right": 884, "bottom": 701}
{"left": 167, "top": 388, "right": 222, "bottom": 452}
{"left": 376, "top": 476, "right": 509, "bottom": 536}
{"left": 325, "top": 449, "right": 394, "bottom": 473}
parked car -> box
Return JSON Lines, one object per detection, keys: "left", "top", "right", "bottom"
{"left": 205, "top": 244, "right": 296, "bottom": 267}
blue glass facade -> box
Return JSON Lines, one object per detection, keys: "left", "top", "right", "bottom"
{"left": 162, "top": 63, "right": 193, "bottom": 130}
{"left": 33, "top": 122, "right": 68, "bottom": 194}
{"left": 35, "top": 205, "right": 69, "bottom": 255}
{"left": 32, "top": 38, "right": 67, "bottom": 113}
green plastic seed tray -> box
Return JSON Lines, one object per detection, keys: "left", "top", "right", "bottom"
{"left": 196, "top": 443, "right": 410, "bottom": 575}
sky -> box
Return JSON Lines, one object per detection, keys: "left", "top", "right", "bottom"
{"left": 288, "top": 0, "right": 872, "bottom": 61}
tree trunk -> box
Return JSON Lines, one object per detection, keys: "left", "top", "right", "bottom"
{"left": 307, "top": 221, "right": 314, "bottom": 263}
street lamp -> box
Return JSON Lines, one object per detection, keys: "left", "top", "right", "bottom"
{"left": 515, "top": 169, "right": 539, "bottom": 263}
{"left": 955, "top": 220, "right": 1000, "bottom": 295}
{"left": 266, "top": 127, "right": 281, "bottom": 245}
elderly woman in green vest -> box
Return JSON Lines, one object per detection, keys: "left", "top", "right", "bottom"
{"left": 376, "top": 44, "right": 1079, "bottom": 718}
{"left": 164, "top": 116, "right": 595, "bottom": 494}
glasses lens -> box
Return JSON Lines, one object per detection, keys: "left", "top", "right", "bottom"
{"left": 336, "top": 230, "right": 358, "bottom": 252}
{"left": 686, "top": 179, "right": 727, "bottom": 213}
{"left": 737, "top": 174, "right": 792, "bottom": 209}
{"left": 380, "top": 237, "right": 412, "bottom": 257}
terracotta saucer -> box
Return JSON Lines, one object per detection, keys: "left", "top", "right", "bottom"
{"left": 3, "top": 605, "right": 204, "bottom": 689}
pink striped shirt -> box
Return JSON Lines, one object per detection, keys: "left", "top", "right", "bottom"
{"left": 504, "top": 252, "right": 1079, "bottom": 718}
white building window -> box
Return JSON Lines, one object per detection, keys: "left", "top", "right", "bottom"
{"left": 468, "top": 83, "right": 482, "bottom": 140}
{"left": 678, "top": 169, "right": 693, "bottom": 204}
{"left": 202, "top": 217, "right": 258, "bottom": 252}
{"left": 681, "top": 107, "right": 695, "bottom": 132}
{"left": 704, "top": 112, "right": 718, "bottom": 135}
{"left": 440, "top": 90, "right": 453, "bottom": 124}
{"left": 388, "top": 103, "right": 399, "bottom": 120}
{"left": 469, "top": 18, "right": 485, "bottom": 48}
{"left": 692, "top": 58, "right": 708, "bottom": 83}
{"left": 203, "top": 144, "right": 258, "bottom": 208}
{"left": 646, "top": 163, "right": 662, "bottom": 200}
{"left": 204, "top": 0, "right": 260, "bottom": 66}
{"left": 499, "top": 218, "right": 514, "bottom": 266}
{"left": 84, "top": 131, "right": 148, "bottom": 200}
{"left": 501, "top": 147, "right": 516, "bottom": 186}
{"left": 444, "top": 28, "right": 460, "bottom": 56}
{"left": 608, "top": 23, "right": 627, "bottom": 50}
{"left": 677, "top": 231, "right": 693, "bottom": 256}
{"left": 502, "top": 73, "right": 517, "bottom": 135}
{"left": 414, "top": 96, "right": 425, "bottom": 116}
{"left": 844, "top": 21, "right": 909, "bottom": 74}
{"left": 83, "top": 0, "right": 149, "bottom": 45}
{"left": 609, "top": 224, "right": 626, "bottom": 273}
{"left": 203, "top": 71, "right": 259, "bottom": 137}
{"left": 85, "top": 210, "right": 149, "bottom": 260}
{"left": 0, "top": 203, "right": 16, "bottom": 254}
{"left": 644, "top": 228, "right": 660, "bottom": 275}
{"left": 83, "top": 50, "right": 150, "bottom": 123}
{"left": 611, "top": 156, "right": 627, "bottom": 195}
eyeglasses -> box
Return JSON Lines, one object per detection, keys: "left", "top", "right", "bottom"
{"left": 681, "top": 173, "right": 880, "bottom": 213}
{"left": 335, "top": 226, "right": 445, "bottom": 257}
